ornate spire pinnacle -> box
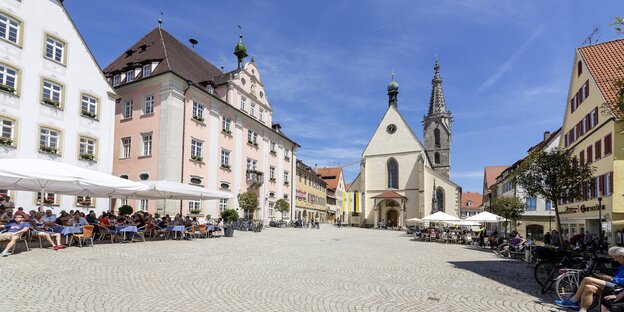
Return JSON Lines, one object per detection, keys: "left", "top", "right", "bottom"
{"left": 387, "top": 69, "right": 399, "bottom": 107}
{"left": 234, "top": 26, "right": 248, "bottom": 69}
{"left": 428, "top": 59, "right": 446, "bottom": 116}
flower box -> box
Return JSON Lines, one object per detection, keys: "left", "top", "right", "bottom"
{"left": 189, "top": 209, "right": 202, "bottom": 214}
{"left": 0, "top": 137, "right": 13, "bottom": 146}
{"left": 253, "top": 142, "right": 258, "bottom": 147}
{"left": 269, "top": 178, "right": 276, "bottom": 182}
{"left": 284, "top": 181, "right": 290, "bottom": 186}
{"left": 40, "top": 145, "right": 57, "bottom": 154}
{"left": 0, "top": 84, "right": 15, "bottom": 94}
{"left": 192, "top": 115, "right": 204, "bottom": 122}
{"left": 247, "top": 140, "right": 254, "bottom": 145}
{"left": 284, "top": 156, "right": 291, "bottom": 161}
{"left": 78, "top": 200, "right": 92, "bottom": 206}
{"left": 191, "top": 155, "right": 203, "bottom": 162}
{"left": 81, "top": 111, "right": 97, "bottom": 119}
{"left": 270, "top": 150, "right": 277, "bottom": 156}
{"left": 43, "top": 198, "right": 54, "bottom": 204}
{"left": 42, "top": 98, "right": 61, "bottom": 108}
{"left": 80, "top": 154, "right": 95, "bottom": 161}
{"left": 222, "top": 129, "right": 232, "bottom": 135}
{"left": 221, "top": 164, "right": 231, "bottom": 169}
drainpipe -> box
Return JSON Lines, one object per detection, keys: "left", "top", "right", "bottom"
{"left": 179, "top": 79, "right": 193, "bottom": 216}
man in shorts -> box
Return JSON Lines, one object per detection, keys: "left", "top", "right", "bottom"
{"left": 0, "top": 212, "right": 30, "bottom": 257}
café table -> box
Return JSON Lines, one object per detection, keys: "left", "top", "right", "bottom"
{"left": 165, "top": 225, "right": 185, "bottom": 239}
{"left": 49, "top": 225, "right": 82, "bottom": 245}
{"left": 115, "top": 225, "right": 138, "bottom": 242}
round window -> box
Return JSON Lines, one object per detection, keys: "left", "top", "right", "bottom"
{"left": 386, "top": 124, "right": 397, "bottom": 134}
{"left": 139, "top": 173, "right": 149, "bottom": 180}
{"left": 241, "top": 77, "right": 246, "bottom": 85}
{"left": 259, "top": 91, "right": 264, "bottom": 98}
{"left": 220, "top": 183, "right": 230, "bottom": 189}
{"left": 190, "top": 177, "right": 202, "bottom": 184}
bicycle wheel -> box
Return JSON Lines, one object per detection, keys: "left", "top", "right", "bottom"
{"left": 534, "top": 261, "right": 555, "bottom": 287}
{"left": 555, "top": 272, "right": 578, "bottom": 300}
{"left": 541, "top": 265, "right": 560, "bottom": 294}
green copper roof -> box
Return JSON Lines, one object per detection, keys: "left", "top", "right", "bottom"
{"left": 234, "top": 35, "right": 247, "bottom": 55}
{"left": 387, "top": 79, "right": 399, "bottom": 92}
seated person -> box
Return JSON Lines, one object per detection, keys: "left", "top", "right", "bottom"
{"left": 0, "top": 212, "right": 30, "bottom": 257}
{"left": 68, "top": 212, "right": 89, "bottom": 227}
{"left": 0, "top": 207, "right": 13, "bottom": 224}
{"left": 556, "top": 246, "right": 624, "bottom": 311}
{"left": 42, "top": 210, "right": 56, "bottom": 226}
{"left": 30, "top": 213, "right": 65, "bottom": 250}
{"left": 55, "top": 210, "right": 71, "bottom": 225}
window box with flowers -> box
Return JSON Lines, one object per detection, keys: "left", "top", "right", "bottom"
{"left": 269, "top": 177, "right": 276, "bottom": 183}
{"left": 40, "top": 145, "right": 57, "bottom": 155}
{"left": 78, "top": 200, "right": 92, "bottom": 207}
{"left": 222, "top": 129, "right": 232, "bottom": 135}
{"left": 270, "top": 150, "right": 277, "bottom": 156}
{"left": 42, "top": 98, "right": 61, "bottom": 108}
{"left": 80, "top": 153, "right": 95, "bottom": 161}
{"left": 81, "top": 111, "right": 97, "bottom": 119}
{"left": 0, "top": 137, "right": 13, "bottom": 146}
{"left": 189, "top": 209, "right": 202, "bottom": 214}
{"left": 253, "top": 142, "right": 258, "bottom": 147}
{"left": 43, "top": 198, "right": 55, "bottom": 205}
{"left": 247, "top": 140, "right": 254, "bottom": 145}
{"left": 284, "top": 156, "right": 290, "bottom": 161}
{"left": 220, "top": 164, "right": 231, "bottom": 170}
{"left": 192, "top": 115, "right": 204, "bottom": 122}
{"left": 0, "top": 84, "right": 16, "bottom": 95}
{"left": 191, "top": 155, "right": 203, "bottom": 162}
{"left": 284, "top": 181, "right": 290, "bottom": 186}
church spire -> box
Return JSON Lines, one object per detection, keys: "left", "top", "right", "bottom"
{"left": 387, "top": 70, "right": 399, "bottom": 107}
{"left": 234, "top": 26, "right": 248, "bottom": 69}
{"left": 427, "top": 60, "right": 447, "bottom": 116}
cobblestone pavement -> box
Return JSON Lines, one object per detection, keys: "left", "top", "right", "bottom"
{"left": 0, "top": 227, "right": 562, "bottom": 312}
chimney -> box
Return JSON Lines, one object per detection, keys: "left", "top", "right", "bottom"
{"left": 272, "top": 123, "right": 282, "bottom": 133}
{"left": 543, "top": 131, "right": 551, "bottom": 141}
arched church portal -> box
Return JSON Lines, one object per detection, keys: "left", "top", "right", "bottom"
{"left": 386, "top": 209, "right": 398, "bottom": 228}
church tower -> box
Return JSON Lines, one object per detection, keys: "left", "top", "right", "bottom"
{"left": 423, "top": 60, "right": 452, "bottom": 178}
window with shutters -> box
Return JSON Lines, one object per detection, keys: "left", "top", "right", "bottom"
{"left": 587, "top": 145, "right": 593, "bottom": 164}
{"left": 579, "top": 150, "right": 585, "bottom": 165}
{"left": 595, "top": 140, "right": 601, "bottom": 160}
{"left": 604, "top": 133, "right": 612, "bottom": 155}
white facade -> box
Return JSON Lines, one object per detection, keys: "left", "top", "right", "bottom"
{"left": 0, "top": 0, "right": 116, "bottom": 213}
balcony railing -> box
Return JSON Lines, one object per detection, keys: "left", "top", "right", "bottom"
{"left": 246, "top": 170, "right": 264, "bottom": 186}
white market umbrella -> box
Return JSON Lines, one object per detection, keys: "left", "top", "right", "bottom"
{"left": 134, "top": 180, "right": 233, "bottom": 215}
{"left": 0, "top": 158, "right": 149, "bottom": 210}
{"left": 454, "top": 220, "right": 481, "bottom": 226}
{"left": 465, "top": 211, "right": 503, "bottom": 223}
{"left": 406, "top": 217, "right": 421, "bottom": 223}
{"left": 422, "top": 211, "right": 460, "bottom": 222}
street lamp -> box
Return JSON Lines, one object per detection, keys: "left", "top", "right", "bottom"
{"left": 598, "top": 197, "right": 603, "bottom": 250}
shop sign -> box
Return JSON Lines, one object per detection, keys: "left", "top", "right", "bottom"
{"left": 560, "top": 204, "right": 605, "bottom": 215}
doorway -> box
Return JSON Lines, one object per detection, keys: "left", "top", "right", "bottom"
{"left": 387, "top": 209, "right": 398, "bottom": 228}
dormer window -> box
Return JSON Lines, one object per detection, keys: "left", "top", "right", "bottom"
{"left": 467, "top": 200, "right": 473, "bottom": 207}
{"left": 112, "top": 75, "right": 120, "bottom": 87}
{"left": 142, "top": 64, "right": 151, "bottom": 77}
{"left": 126, "top": 70, "right": 134, "bottom": 83}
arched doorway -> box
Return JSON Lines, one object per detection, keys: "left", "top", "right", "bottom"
{"left": 387, "top": 210, "right": 398, "bottom": 228}
{"left": 526, "top": 224, "right": 544, "bottom": 240}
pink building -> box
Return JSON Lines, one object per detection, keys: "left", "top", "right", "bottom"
{"left": 103, "top": 27, "right": 298, "bottom": 220}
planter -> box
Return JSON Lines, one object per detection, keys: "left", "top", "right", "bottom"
{"left": 220, "top": 165, "right": 231, "bottom": 170}
{"left": 80, "top": 154, "right": 95, "bottom": 161}
{"left": 42, "top": 98, "right": 61, "bottom": 108}
{"left": 81, "top": 111, "right": 97, "bottom": 119}
{"left": 0, "top": 84, "right": 15, "bottom": 94}
{"left": 189, "top": 210, "right": 201, "bottom": 214}
{"left": 40, "top": 145, "right": 57, "bottom": 154}
{"left": 224, "top": 226, "right": 234, "bottom": 237}
{"left": 222, "top": 129, "right": 232, "bottom": 135}
{"left": 192, "top": 116, "right": 204, "bottom": 122}
{"left": 270, "top": 151, "right": 277, "bottom": 156}
{"left": 191, "top": 156, "right": 203, "bottom": 162}
{"left": 0, "top": 137, "right": 13, "bottom": 146}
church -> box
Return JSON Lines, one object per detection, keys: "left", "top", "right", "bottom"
{"left": 349, "top": 61, "right": 461, "bottom": 228}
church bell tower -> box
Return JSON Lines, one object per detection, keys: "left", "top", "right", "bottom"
{"left": 423, "top": 60, "right": 452, "bottom": 178}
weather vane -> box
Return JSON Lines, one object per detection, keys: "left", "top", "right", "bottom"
{"left": 158, "top": 8, "right": 163, "bottom": 27}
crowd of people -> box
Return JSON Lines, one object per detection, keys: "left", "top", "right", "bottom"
{"left": 0, "top": 205, "right": 226, "bottom": 257}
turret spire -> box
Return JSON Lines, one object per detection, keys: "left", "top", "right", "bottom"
{"left": 387, "top": 70, "right": 399, "bottom": 107}
{"left": 234, "top": 26, "right": 248, "bottom": 69}
{"left": 428, "top": 60, "right": 446, "bottom": 116}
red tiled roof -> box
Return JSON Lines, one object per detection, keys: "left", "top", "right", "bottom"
{"left": 372, "top": 191, "right": 405, "bottom": 199}
{"left": 461, "top": 192, "right": 482, "bottom": 209}
{"left": 578, "top": 39, "right": 624, "bottom": 119}
{"left": 315, "top": 167, "right": 343, "bottom": 189}
{"left": 484, "top": 166, "right": 509, "bottom": 190}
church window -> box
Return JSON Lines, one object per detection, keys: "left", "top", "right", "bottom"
{"left": 387, "top": 158, "right": 398, "bottom": 189}
{"left": 434, "top": 128, "right": 441, "bottom": 148}
{"left": 434, "top": 152, "right": 440, "bottom": 164}
{"left": 436, "top": 187, "right": 445, "bottom": 212}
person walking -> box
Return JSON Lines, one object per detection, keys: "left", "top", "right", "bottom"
{"left": 478, "top": 225, "right": 486, "bottom": 247}
{"left": 543, "top": 231, "right": 551, "bottom": 246}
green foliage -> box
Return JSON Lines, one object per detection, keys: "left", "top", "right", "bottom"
{"left": 238, "top": 192, "right": 259, "bottom": 212}
{"left": 274, "top": 199, "right": 290, "bottom": 214}
{"left": 611, "top": 16, "right": 624, "bottom": 33}
{"left": 514, "top": 148, "right": 593, "bottom": 234}
{"left": 221, "top": 209, "right": 239, "bottom": 223}
{"left": 491, "top": 196, "right": 524, "bottom": 230}
{"left": 119, "top": 205, "right": 133, "bottom": 216}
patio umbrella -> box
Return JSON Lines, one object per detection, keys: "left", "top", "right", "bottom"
{"left": 0, "top": 158, "right": 149, "bottom": 211}
{"left": 406, "top": 217, "right": 421, "bottom": 223}
{"left": 422, "top": 211, "right": 460, "bottom": 222}
{"left": 454, "top": 220, "right": 481, "bottom": 226}
{"left": 465, "top": 211, "right": 502, "bottom": 223}
{"left": 134, "top": 180, "right": 233, "bottom": 215}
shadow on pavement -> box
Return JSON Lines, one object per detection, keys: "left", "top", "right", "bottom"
{"left": 448, "top": 260, "right": 563, "bottom": 310}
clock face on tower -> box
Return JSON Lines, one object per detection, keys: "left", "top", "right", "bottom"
{"left": 386, "top": 124, "right": 397, "bottom": 134}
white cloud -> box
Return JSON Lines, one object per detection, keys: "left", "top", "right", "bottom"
{"left": 452, "top": 171, "right": 483, "bottom": 179}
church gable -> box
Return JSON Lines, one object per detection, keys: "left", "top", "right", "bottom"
{"left": 362, "top": 106, "right": 425, "bottom": 157}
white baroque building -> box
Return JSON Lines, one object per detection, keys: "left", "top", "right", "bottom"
{"left": 0, "top": 0, "right": 116, "bottom": 212}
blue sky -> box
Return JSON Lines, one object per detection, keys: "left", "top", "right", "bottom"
{"left": 65, "top": 0, "right": 624, "bottom": 193}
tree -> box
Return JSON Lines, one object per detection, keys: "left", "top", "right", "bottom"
{"left": 491, "top": 196, "right": 524, "bottom": 234}
{"left": 238, "top": 192, "right": 259, "bottom": 219}
{"left": 274, "top": 199, "right": 290, "bottom": 219}
{"left": 514, "top": 148, "right": 593, "bottom": 234}
{"left": 221, "top": 209, "right": 239, "bottom": 223}
{"left": 118, "top": 204, "right": 133, "bottom": 216}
